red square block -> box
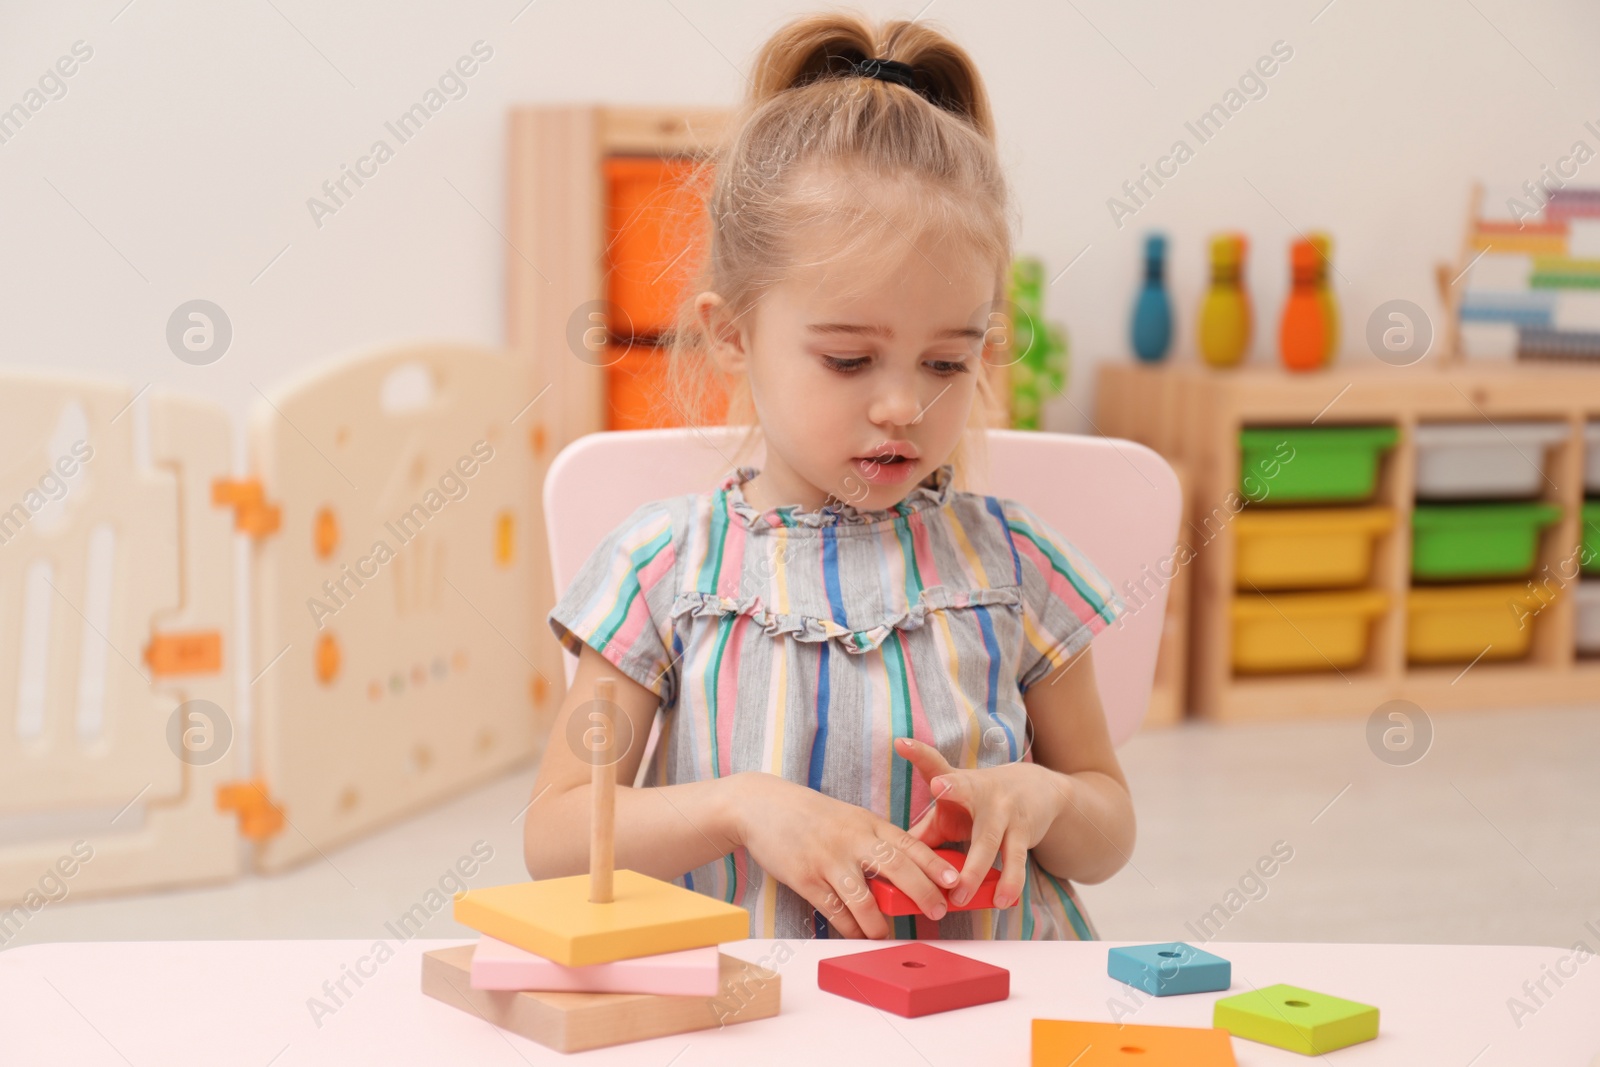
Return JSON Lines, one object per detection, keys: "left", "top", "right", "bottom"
{"left": 817, "top": 942, "right": 1010, "bottom": 1018}
{"left": 867, "top": 847, "right": 1000, "bottom": 918}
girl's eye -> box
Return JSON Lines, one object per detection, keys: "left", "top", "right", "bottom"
{"left": 821, "top": 355, "right": 870, "bottom": 373}
{"left": 927, "top": 360, "right": 971, "bottom": 376}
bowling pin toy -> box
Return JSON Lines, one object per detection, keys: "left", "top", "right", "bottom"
{"left": 1199, "top": 233, "right": 1251, "bottom": 367}
{"left": 1279, "top": 238, "right": 1328, "bottom": 371}
{"left": 1309, "top": 231, "right": 1339, "bottom": 364}
{"left": 1131, "top": 234, "right": 1173, "bottom": 362}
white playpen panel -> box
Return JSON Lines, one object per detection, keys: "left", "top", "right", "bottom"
{"left": 0, "top": 379, "right": 239, "bottom": 906}
{"left": 248, "top": 344, "right": 541, "bottom": 872}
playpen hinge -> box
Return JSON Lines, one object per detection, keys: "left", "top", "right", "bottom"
{"left": 216, "top": 779, "right": 286, "bottom": 841}
{"left": 211, "top": 478, "right": 281, "bottom": 539}
{"left": 144, "top": 630, "right": 223, "bottom": 675}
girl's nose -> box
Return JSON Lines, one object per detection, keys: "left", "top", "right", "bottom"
{"left": 868, "top": 383, "right": 922, "bottom": 428}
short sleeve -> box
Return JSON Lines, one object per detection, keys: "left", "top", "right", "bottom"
{"left": 1003, "top": 499, "right": 1127, "bottom": 694}
{"left": 548, "top": 501, "right": 681, "bottom": 706}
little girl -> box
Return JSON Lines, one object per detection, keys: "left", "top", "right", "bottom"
{"left": 527, "top": 13, "right": 1133, "bottom": 942}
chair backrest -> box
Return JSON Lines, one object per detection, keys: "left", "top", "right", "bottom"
{"left": 544, "top": 427, "right": 1181, "bottom": 745}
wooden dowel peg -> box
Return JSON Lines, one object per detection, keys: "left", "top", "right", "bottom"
{"left": 589, "top": 677, "right": 617, "bottom": 904}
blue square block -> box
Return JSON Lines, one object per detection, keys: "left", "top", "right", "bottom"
{"left": 1107, "top": 942, "right": 1231, "bottom": 997}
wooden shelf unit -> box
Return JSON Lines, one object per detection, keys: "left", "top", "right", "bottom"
{"left": 505, "top": 105, "right": 730, "bottom": 722}
{"left": 1097, "top": 360, "right": 1600, "bottom": 723}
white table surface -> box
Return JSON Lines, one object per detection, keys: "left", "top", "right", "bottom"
{"left": 2, "top": 937, "right": 1597, "bottom": 1064}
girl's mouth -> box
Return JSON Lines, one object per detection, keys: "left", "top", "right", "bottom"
{"left": 854, "top": 454, "right": 918, "bottom": 485}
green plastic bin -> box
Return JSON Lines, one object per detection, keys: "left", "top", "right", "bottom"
{"left": 1584, "top": 501, "right": 1600, "bottom": 576}
{"left": 1411, "top": 502, "right": 1563, "bottom": 581}
{"left": 1239, "top": 425, "right": 1399, "bottom": 505}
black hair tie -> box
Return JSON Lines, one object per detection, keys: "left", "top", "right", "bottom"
{"left": 851, "top": 56, "right": 919, "bottom": 92}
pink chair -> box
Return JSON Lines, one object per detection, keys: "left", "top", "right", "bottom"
{"left": 544, "top": 427, "right": 1182, "bottom": 746}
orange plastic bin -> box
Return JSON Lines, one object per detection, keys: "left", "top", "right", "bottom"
{"left": 603, "top": 156, "right": 709, "bottom": 338}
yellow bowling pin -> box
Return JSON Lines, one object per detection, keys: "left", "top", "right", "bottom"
{"left": 1200, "top": 233, "right": 1251, "bottom": 367}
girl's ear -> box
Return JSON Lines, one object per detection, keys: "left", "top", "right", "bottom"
{"left": 696, "top": 291, "right": 749, "bottom": 374}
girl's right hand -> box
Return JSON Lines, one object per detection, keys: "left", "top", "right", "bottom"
{"left": 726, "top": 770, "right": 962, "bottom": 939}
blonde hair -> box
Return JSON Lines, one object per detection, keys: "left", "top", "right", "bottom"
{"left": 661, "top": 11, "right": 1016, "bottom": 488}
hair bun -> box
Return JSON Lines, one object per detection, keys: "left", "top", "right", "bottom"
{"left": 746, "top": 13, "right": 993, "bottom": 141}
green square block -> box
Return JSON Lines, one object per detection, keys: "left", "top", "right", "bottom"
{"left": 1214, "top": 983, "right": 1378, "bottom": 1055}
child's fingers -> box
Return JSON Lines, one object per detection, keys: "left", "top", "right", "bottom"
{"left": 951, "top": 811, "right": 1005, "bottom": 906}
{"left": 875, "top": 844, "right": 954, "bottom": 920}
{"left": 810, "top": 875, "right": 869, "bottom": 939}
{"left": 894, "top": 736, "right": 955, "bottom": 786}
{"left": 993, "top": 834, "right": 1029, "bottom": 909}
{"left": 908, "top": 836, "right": 963, "bottom": 890}
{"left": 906, "top": 806, "right": 946, "bottom": 849}
{"left": 829, "top": 865, "right": 891, "bottom": 939}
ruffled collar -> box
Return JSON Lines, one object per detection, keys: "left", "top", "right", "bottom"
{"left": 721, "top": 463, "right": 956, "bottom": 530}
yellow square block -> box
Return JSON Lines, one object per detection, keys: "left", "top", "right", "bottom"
{"left": 453, "top": 871, "right": 750, "bottom": 967}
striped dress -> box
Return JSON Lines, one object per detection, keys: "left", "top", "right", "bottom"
{"left": 548, "top": 461, "right": 1127, "bottom": 941}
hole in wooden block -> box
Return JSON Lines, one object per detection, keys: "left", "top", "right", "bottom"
{"left": 1119, "top": 1047, "right": 1145, "bottom": 1054}
{"left": 1285, "top": 999, "right": 1310, "bottom": 1007}
{"left": 1158, "top": 951, "right": 1181, "bottom": 958}
{"left": 339, "top": 787, "right": 359, "bottom": 811}
{"left": 902, "top": 961, "right": 926, "bottom": 968}
{"left": 380, "top": 362, "right": 436, "bottom": 415}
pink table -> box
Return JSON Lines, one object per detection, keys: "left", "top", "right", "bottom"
{"left": 3, "top": 937, "right": 1597, "bottom": 1063}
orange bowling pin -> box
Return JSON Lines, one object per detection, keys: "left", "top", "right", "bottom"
{"left": 1279, "top": 239, "right": 1328, "bottom": 371}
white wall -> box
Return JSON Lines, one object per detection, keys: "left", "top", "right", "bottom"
{"left": 3, "top": 0, "right": 1598, "bottom": 440}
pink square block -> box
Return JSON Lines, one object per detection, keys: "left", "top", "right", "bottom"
{"left": 468, "top": 936, "right": 721, "bottom": 995}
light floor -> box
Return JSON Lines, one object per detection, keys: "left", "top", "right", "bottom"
{"left": 5, "top": 704, "right": 1598, "bottom": 952}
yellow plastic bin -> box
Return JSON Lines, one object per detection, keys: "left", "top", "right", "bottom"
{"left": 1406, "top": 583, "right": 1554, "bottom": 664}
{"left": 1233, "top": 507, "right": 1394, "bottom": 589}
{"left": 1231, "top": 589, "right": 1389, "bottom": 673}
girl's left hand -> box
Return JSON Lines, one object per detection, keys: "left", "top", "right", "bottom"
{"left": 893, "top": 735, "right": 1069, "bottom": 911}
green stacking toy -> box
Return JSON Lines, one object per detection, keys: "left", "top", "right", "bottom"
{"left": 1214, "top": 982, "right": 1378, "bottom": 1055}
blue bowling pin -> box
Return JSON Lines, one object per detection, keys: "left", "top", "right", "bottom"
{"left": 1131, "top": 234, "right": 1173, "bottom": 362}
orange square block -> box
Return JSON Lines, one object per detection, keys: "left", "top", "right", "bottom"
{"left": 1032, "top": 1019, "right": 1237, "bottom": 1065}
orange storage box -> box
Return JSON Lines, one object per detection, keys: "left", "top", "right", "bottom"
{"left": 603, "top": 156, "right": 708, "bottom": 338}
{"left": 605, "top": 344, "right": 728, "bottom": 431}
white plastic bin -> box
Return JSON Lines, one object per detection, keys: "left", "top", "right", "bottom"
{"left": 1413, "top": 421, "right": 1570, "bottom": 500}
{"left": 1586, "top": 420, "right": 1600, "bottom": 494}
{"left": 1578, "top": 580, "right": 1600, "bottom": 656}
